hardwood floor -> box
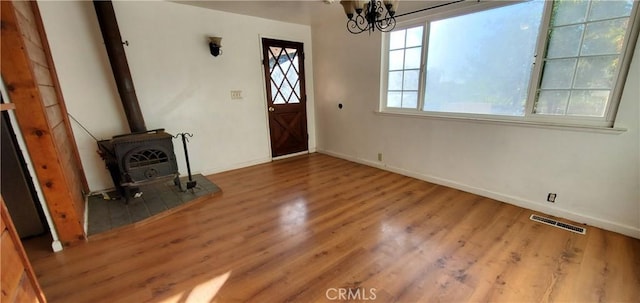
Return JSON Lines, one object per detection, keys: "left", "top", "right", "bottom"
{"left": 27, "top": 153, "right": 640, "bottom": 302}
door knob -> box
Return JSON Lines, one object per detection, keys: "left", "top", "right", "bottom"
{"left": 268, "top": 106, "right": 275, "bottom": 112}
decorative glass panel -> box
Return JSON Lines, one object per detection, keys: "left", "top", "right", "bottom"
{"left": 268, "top": 47, "right": 302, "bottom": 104}
{"left": 293, "top": 82, "right": 301, "bottom": 100}
{"left": 273, "top": 92, "right": 286, "bottom": 104}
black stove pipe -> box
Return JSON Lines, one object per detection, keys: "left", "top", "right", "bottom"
{"left": 93, "top": 0, "right": 147, "bottom": 133}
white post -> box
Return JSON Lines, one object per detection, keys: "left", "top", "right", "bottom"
{"left": 1, "top": 78, "right": 64, "bottom": 252}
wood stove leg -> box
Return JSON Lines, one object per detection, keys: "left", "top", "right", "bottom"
{"left": 123, "top": 186, "right": 130, "bottom": 204}
{"left": 174, "top": 175, "right": 183, "bottom": 192}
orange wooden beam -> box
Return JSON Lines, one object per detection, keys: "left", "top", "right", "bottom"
{"left": 1, "top": 1, "right": 86, "bottom": 246}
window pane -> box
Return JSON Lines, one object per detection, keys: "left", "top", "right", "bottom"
{"left": 536, "top": 0, "right": 634, "bottom": 119}
{"left": 567, "top": 90, "right": 609, "bottom": 116}
{"left": 536, "top": 90, "right": 570, "bottom": 115}
{"left": 402, "top": 92, "right": 418, "bottom": 108}
{"left": 588, "top": 0, "right": 633, "bottom": 21}
{"left": 581, "top": 18, "right": 628, "bottom": 55}
{"left": 553, "top": 0, "right": 588, "bottom": 26}
{"left": 386, "top": 25, "right": 424, "bottom": 109}
{"left": 280, "top": 81, "right": 292, "bottom": 102}
{"left": 423, "top": 0, "right": 543, "bottom": 116}
{"left": 389, "top": 30, "right": 405, "bottom": 50}
{"left": 406, "top": 27, "right": 423, "bottom": 47}
{"left": 404, "top": 47, "right": 422, "bottom": 69}
{"left": 389, "top": 50, "right": 404, "bottom": 70}
{"left": 403, "top": 70, "right": 420, "bottom": 90}
{"left": 270, "top": 82, "right": 278, "bottom": 100}
{"left": 285, "top": 68, "right": 298, "bottom": 87}
{"left": 547, "top": 25, "right": 584, "bottom": 58}
{"left": 294, "top": 82, "right": 300, "bottom": 100}
{"left": 273, "top": 92, "right": 286, "bottom": 104}
{"left": 574, "top": 56, "right": 619, "bottom": 89}
{"left": 388, "top": 71, "right": 403, "bottom": 90}
{"left": 387, "top": 92, "right": 402, "bottom": 107}
{"left": 541, "top": 59, "right": 577, "bottom": 89}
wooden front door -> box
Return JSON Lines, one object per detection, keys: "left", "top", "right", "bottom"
{"left": 262, "top": 38, "right": 308, "bottom": 157}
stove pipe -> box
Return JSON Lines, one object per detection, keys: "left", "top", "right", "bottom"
{"left": 93, "top": 0, "right": 147, "bottom": 133}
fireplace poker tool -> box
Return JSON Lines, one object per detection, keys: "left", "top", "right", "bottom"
{"left": 175, "top": 133, "right": 197, "bottom": 191}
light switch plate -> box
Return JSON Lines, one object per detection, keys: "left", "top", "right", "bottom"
{"left": 230, "top": 90, "right": 243, "bottom": 100}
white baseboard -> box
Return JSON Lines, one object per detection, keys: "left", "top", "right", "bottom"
{"left": 201, "top": 157, "right": 272, "bottom": 176}
{"left": 317, "top": 149, "right": 640, "bottom": 239}
{"left": 201, "top": 149, "right": 317, "bottom": 175}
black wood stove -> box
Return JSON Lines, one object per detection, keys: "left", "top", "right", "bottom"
{"left": 98, "top": 129, "right": 179, "bottom": 200}
{"left": 94, "top": 1, "right": 181, "bottom": 201}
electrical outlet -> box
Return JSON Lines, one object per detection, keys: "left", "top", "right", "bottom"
{"left": 547, "top": 193, "right": 557, "bottom": 203}
{"left": 377, "top": 153, "right": 383, "bottom": 161}
{"left": 230, "top": 90, "right": 243, "bottom": 100}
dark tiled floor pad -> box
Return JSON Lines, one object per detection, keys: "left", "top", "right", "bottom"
{"left": 87, "top": 174, "right": 219, "bottom": 236}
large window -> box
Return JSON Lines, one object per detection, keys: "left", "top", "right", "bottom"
{"left": 382, "top": 0, "right": 638, "bottom": 128}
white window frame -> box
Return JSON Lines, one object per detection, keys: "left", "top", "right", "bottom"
{"left": 380, "top": 19, "right": 430, "bottom": 112}
{"left": 380, "top": 0, "right": 640, "bottom": 129}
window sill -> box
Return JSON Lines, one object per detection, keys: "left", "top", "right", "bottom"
{"left": 374, "top": 110, "right": 627, "bottom": 134}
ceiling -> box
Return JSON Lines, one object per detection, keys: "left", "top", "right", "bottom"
{"left": 174, "top": 1, "right": 449, "bottom": 26}
{"left": 174, "top": 0, "right": 335, "bottom": 25}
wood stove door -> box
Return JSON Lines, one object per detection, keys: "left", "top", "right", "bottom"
{"left": 261, "top": 38, "right": 308, "bottom": 157}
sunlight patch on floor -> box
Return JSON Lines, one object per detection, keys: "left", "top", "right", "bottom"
{"left": 159, "top": 271, "right": 231, "bottom": 303}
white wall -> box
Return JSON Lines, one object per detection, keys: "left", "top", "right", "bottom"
{"left": 38, "top": 0, "right": 316, "bottom": 191}
{"left": 312, "top": 16, "right": 640, "bottom": 238}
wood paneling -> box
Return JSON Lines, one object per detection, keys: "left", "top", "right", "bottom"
{"left": 13, "top": 1, "right": 41, "bottom": 47}
{"left": 28, "top": 154, "right": 640, "bottom": 303}
{"left": 31, "top": 1, "right": 89, "bottom": 194}
{"left": 45, "top": 104, "right": 63, "bottom": 129}
{"left": 24, "top": 38, "right": 47, "bottom": 67}
{"left": 1, "top": 0, "right": 86, "bottom": 245}
{"left": 1, "top": 197, "right": 46, "bottom": 303}
{"left": 39, "top": 85, "right": 57, "bottom": 107}
{"left": 32, "top": 63, "right": 53, "bottom": 87}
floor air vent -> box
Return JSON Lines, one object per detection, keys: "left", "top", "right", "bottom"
{"left": 530, "top": 214, "right": 586, "bottom": 235}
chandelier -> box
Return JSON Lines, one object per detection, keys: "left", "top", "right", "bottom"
{"left": 340, "top": 0, "right": 399, "bottom": 34}
{"left": 338, "top": 0, "right": 468, "bottom": 35}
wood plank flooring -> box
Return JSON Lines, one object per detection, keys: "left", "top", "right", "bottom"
{"left": 26, "top": 153, "right": 640, "bottom": 302}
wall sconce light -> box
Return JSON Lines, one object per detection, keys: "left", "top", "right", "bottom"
{"left": 208, "top": 36, "right": 222, "bottom": 57}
